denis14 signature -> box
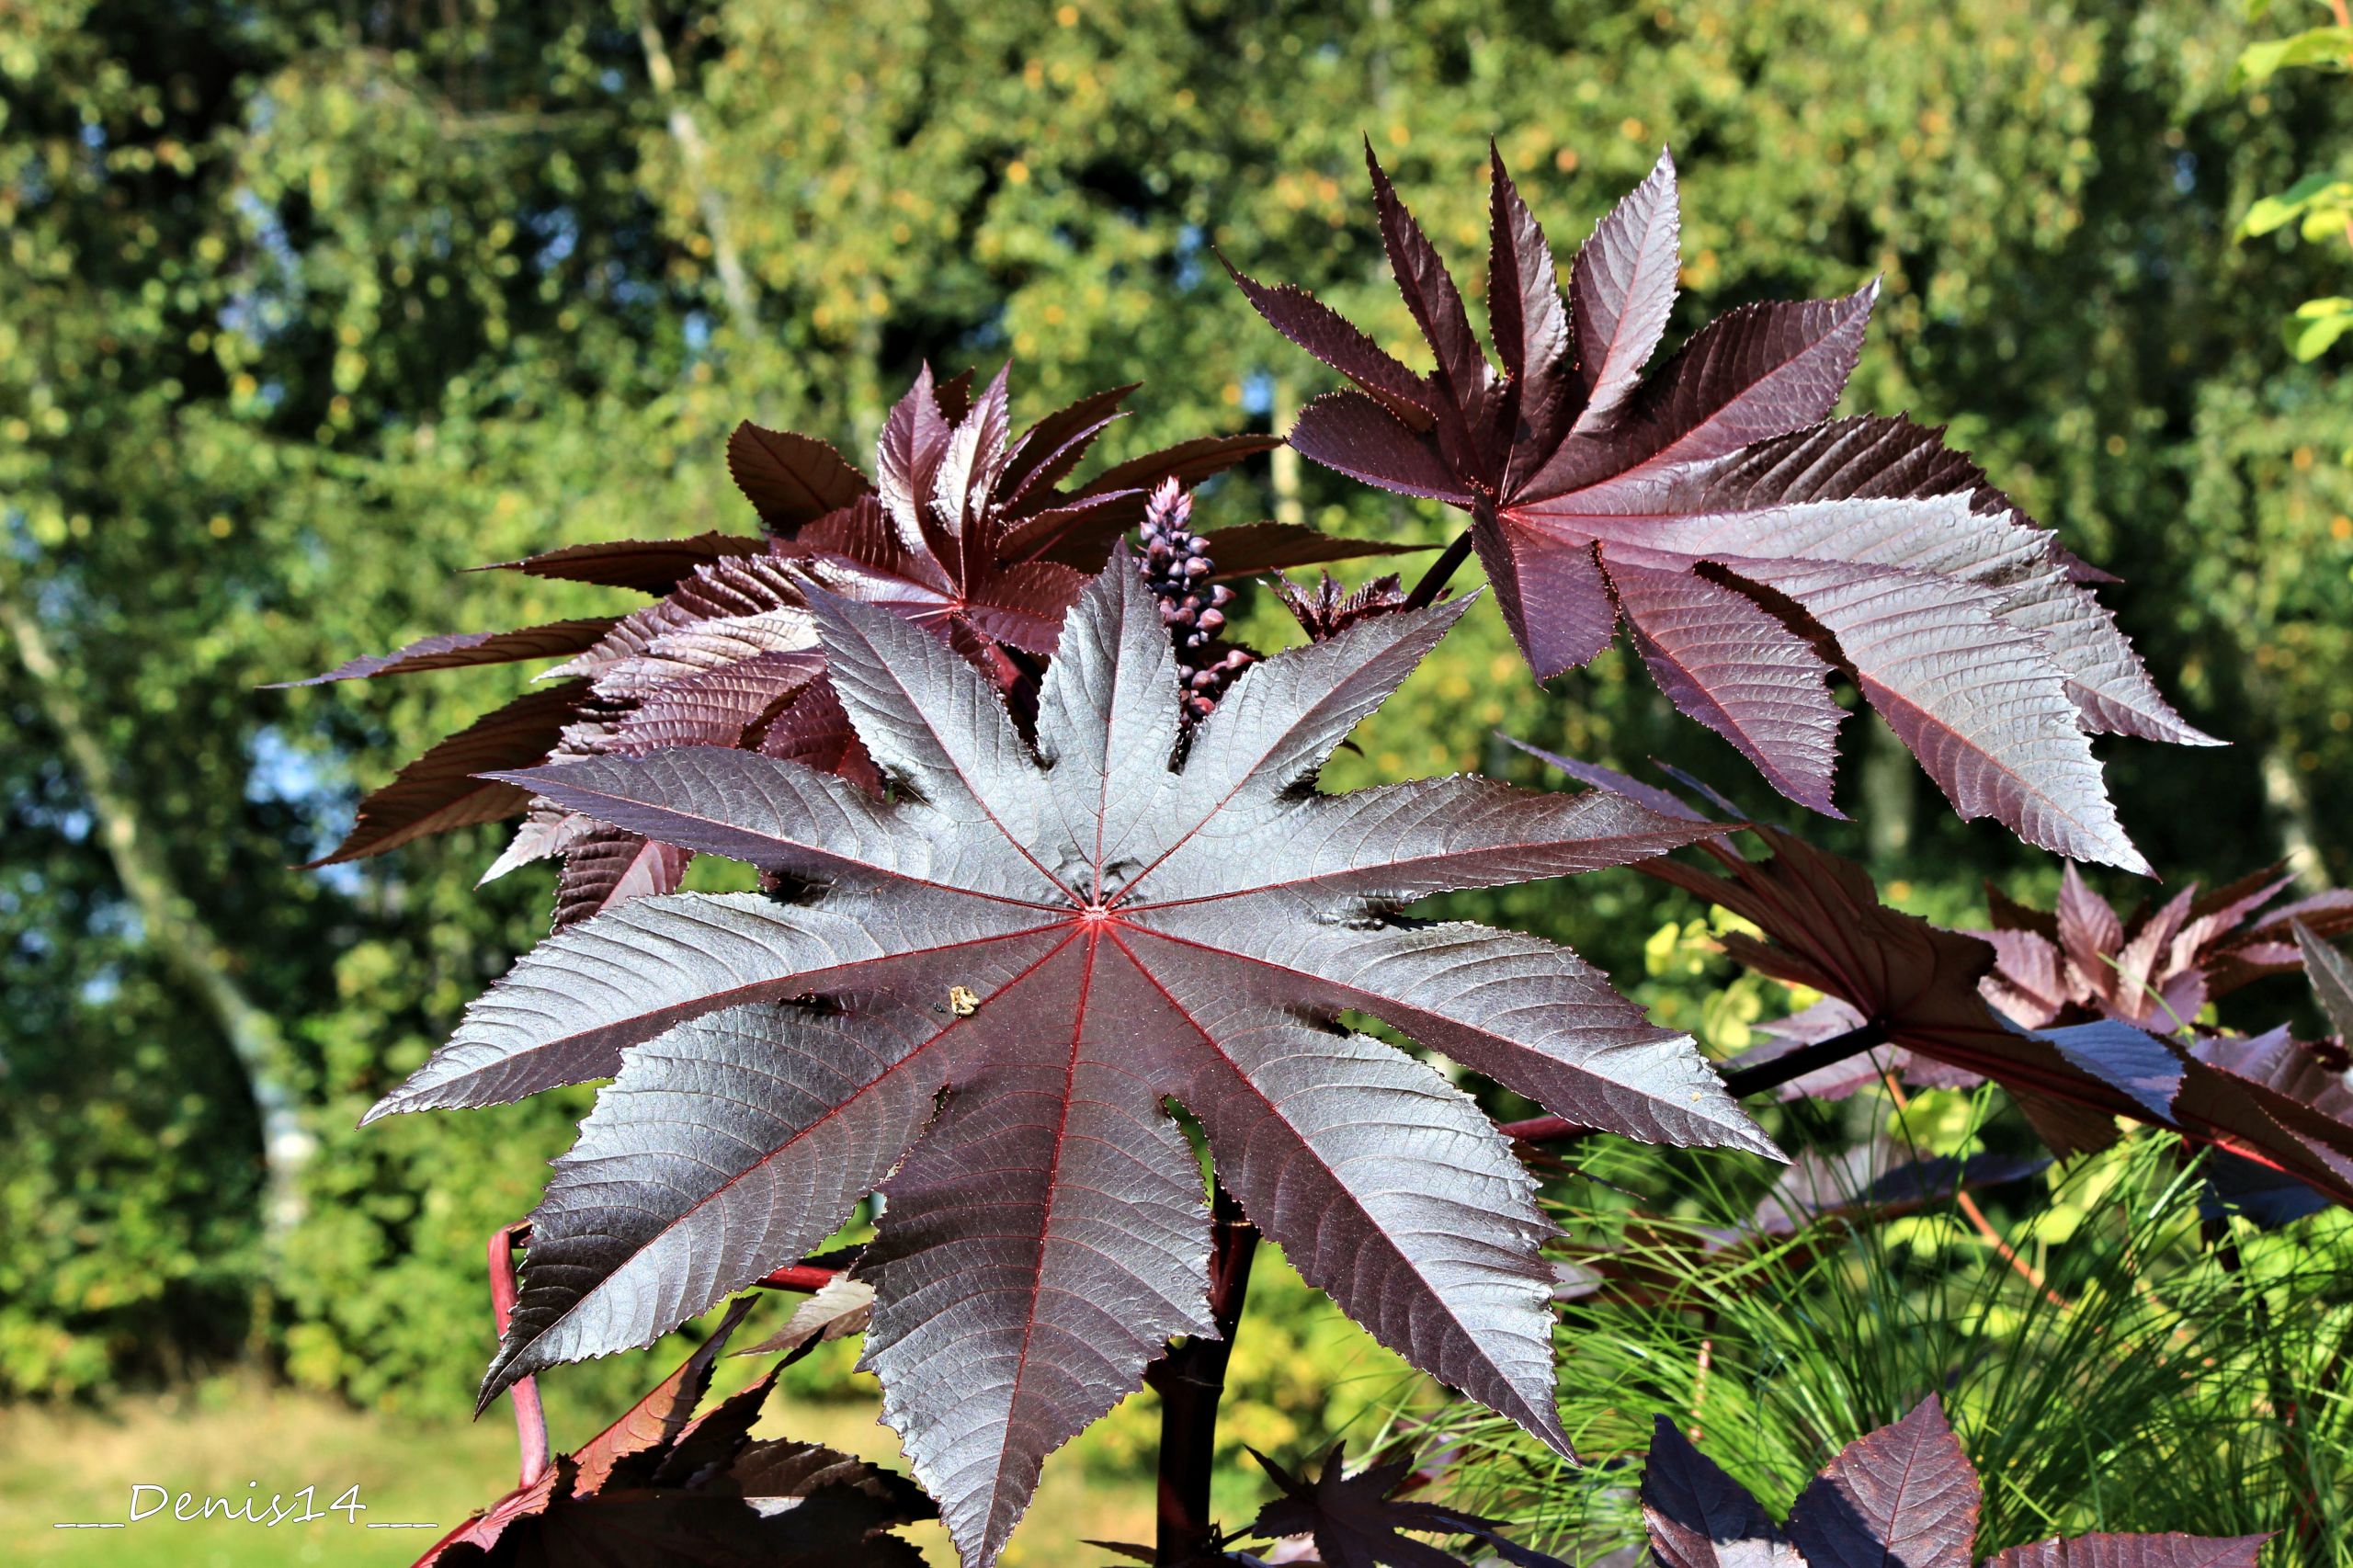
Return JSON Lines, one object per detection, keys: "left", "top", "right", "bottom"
{"left": 52, "top": 1483, "right": 437, "bottom": 1531}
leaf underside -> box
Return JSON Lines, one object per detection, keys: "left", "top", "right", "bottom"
{"left": 373, "top": 559, "right": 1769, "bottom": 1566}
{"left": 1237, "top": 142, "right": 2218, "bottom": 869}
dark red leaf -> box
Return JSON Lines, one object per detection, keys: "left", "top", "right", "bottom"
{"left": 726, "top": 422, "right": 871, "bottom": 536}
{"left": 755, "top": 678, "right": 881, "bottom": 793}
{"left": 310, "top": 683, "right": 587, "bottom": 865}
{"left": 1245, "top": 1442, "right": 1570, "bottom": 1568}
{"left": 1637, "top": 1400, "right": 2265, "bottom": 1568}
{"left": 1979, "top": 863, "right": 2347, "bottom": 1031}
{"left": 1188, "top": 520, "right": 1425, "bottom": 580}
{"left": 373, "top": 561, "right": 1765, "bottom": 1565}
{"left": 1571, "top": 148, "right": 1681, "bottom": 429}
{"left": 1783, "top": 1397, "right": 1977, "bottom": 1568}
{"left": 552, "top": 825, "right": 691, "bottom": 931}
{"left": 1639, "top": 1416, "right": 1796, "bottom": 1568}
{"left": 271, "top": 619, "right": 624, "bottom": 687}
{"left": 1290, "top": 391, "right": 1476, "bottom": 504}
{"left": 1531, "top": 755, "right": 2353, "bottom": 1211}
{"left": 609, "top": 650, "right": 824, "bottom": 754}
{"left": 1484, "top": 148, "right": 1570, "bottom": 392}
{"left": 875, "top": 366, "right": 958, "bottom": 552}
{"left": 2294, "top": 920, "right": 2353, "bottom": 1040}
{"left": 1279, "top": 573, "right": 1413, "bottom": 642}
{"left": 1222, "top": 255, "right": 1438, "bottom": 432}
{"left": 1606, "top": 556, "right": 1843, "bottom": 814}
{"left": 569, "top": 1298, "right": 757, "bottom": 1494}
{"left": 1238, "top": 158, "right": 2210, "bottom": 866}
{"left": 1065, "top": 431, "right": 1284, "bottom": 509}
{"left": 1364, "top": 142, "right": 1492, "bottom": 449}
{"left": 997, "top": 383, "right": 1134, "bottom": 503}
{"left": 473, "top": 532, "right": 769, "bottom": 595}
{"left": 1982, "top": 1535, "right": 2270, "bottom": 1568}
{"left": 418, "top": 1298, "right": 930, "bottom": 1568}
{"left": 1555, "top": 288, "right": 1876, "bottom": 483}
{"left": 1470, "top": 529, "right": 1618, "bottom": 683}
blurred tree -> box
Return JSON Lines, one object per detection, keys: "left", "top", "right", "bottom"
{"left": 2, "top": 0, "right": 2347, "bottom": 1412}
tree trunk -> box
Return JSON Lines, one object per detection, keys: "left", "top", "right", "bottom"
{"left": 2261, "top": 742, "right": 2332, "bottom": 892}
{"left": 638, "top": 11, "right": 759, "bottom": 345}
{"left": 0, "top": 595, "right": 311, "bottom": 1237}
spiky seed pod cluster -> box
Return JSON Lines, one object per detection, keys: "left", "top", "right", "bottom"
{"left": 1137, "top": 478, "right": 1258, "bottom": 722}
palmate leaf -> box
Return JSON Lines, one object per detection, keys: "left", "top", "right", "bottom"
{"left": 1240, "top": 1442, "right": 1569, "bottom": 1567}
{"left": 369, "top": 559, "right": 1770, "bottom": 1566}
{"left": 1515, "top": 745, "right": 2353, "bottom": 1212}
{"left": 1638, "top": 1400, "right": 2265, "bottom": 1568}
{"left": 1234, "top": 143, "right": 2220, "bottom": 870}
{"left": 1976, "top": 863, "right": 2353, "bottom": 1030}
{"left": 417, "top": 1299, "right": 932, "bottom": 1568}
{"left": 293, "top": 365, "right": 1409, "bottom": 928}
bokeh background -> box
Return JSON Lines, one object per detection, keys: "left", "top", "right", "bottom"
{"left": 6, "top": 1, "right": 2352, "bottom": 1563}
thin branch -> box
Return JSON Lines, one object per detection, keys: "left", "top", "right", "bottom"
{"left": 1956, "top": 1187, "right": 2071, "bottom": 1310}
{"left": 1498, "top": 1018, "right": 1894, "bottom": 1144}
{"left": 1884, "top": 1078, "right": 2071, "bottom": 1310}
{"left": 1, "top": 593, "right": 311, "bottom": 1235}
{"left": 637, "top": 9, "right": 758, "bottom": 341}
{"left": 1401, "top": 528, "right": 1475, "bottom": 610}
{"left": 488, "top": 1224, "right": 551, "bottom": 1489}
{"left": 754, "top": 1262, "right": 845, "bottom": 1292}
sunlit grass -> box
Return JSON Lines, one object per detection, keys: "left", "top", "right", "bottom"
{"left": 1424, "top": 1108, "right": 2353, "bottom": 1567}
{"left": 0, "top": 1373, "right": 1153, "bottom": 1566}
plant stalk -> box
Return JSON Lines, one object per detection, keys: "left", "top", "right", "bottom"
{"left": 1402, "top": 528, "right": 1476, "bottom": 610}
{"left": 488, "top": 1224, "right": 551, "bottom": 1489}
{"left": 1498, "top": 1018, "right": 1893, "bottom": 1144}
{"left": 1148, "top": 1183, "right": 1259, "bottom": 1565}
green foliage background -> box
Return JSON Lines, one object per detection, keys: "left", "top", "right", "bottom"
{"left": 5, "top": 0, "right": 2352, "bottom": 1547}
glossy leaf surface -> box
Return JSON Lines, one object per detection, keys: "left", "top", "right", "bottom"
{"left": 1236, "top": 147, "right": 2220, "bottom": 869}
{"left": 376, "top": 561, "right": 1768, "bottom": 1564}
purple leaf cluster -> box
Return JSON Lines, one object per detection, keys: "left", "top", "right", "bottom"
{"left": 419, "top": 1299, "right": 932, "bottom": 1568}
{"left": 288, "top": 366, "right": 1413, "bottom": 927}
{"left": 1240, "top": 1443, "right": 1569, "bottom": 1567}
{"left": 1979, "top": 862, "right": 2353, "bottom": 1031}
{"left": 1641, "top": 1397, "right": 2267, "bottom": 1568}
{"left": 1526, "top": 747, "right": 2353, "bottom": 1212}
{"left": 1233, "top": 144, "right": 2220, "bottom": 869}
{"left": 365, "top": 559, "right": 1768, "bottom": 1564}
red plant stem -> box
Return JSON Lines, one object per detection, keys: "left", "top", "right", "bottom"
{"left": 1147, "top": 1183, "right": 1260, "bottom": 1566}
{"left": 755, "top": 1263, "right": 845, "bottom": 1292}
{"left": 1402, "top": 526, "right": 1477, "bottom": 610}
{"left": 487, "top": 1224, "right": 551, "bottom": 1489}
{"left": 1959, "top": 1187, "right": 2071, "bottom": 1310}
{"left": 1498, "top": 1018, "right": 1893, "bottom": 1144}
